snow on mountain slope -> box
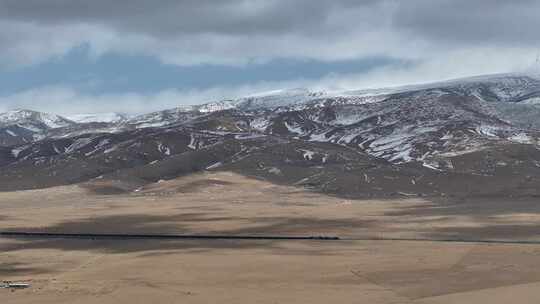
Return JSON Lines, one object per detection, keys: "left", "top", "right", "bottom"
{"left": 126, "top": 108, "right": 199, "bottom": 129}
{"left": 0, "top": 109, "right": 74, "bottom": 129}
{"left": 0, "top": 110, "right": 75, "bottom": 146}
{"left": 242, "top": 76, "right": 540, "bottom": 164}
{"left": 345, "top": 73, "right": 540, "bottom": 103}
{"left": 121, "top": 89, "right": 327, "bottom": 129}
{"left": 235, "top": 88, "right": 327, "bottom": 110}
{"left": 3, "top": 73, "right": 540, "bottom": 166}
{"left": 3, "top": 73, "right": 540, "bottom": 197}
{"left": 194, "top": 100, "right": 237, "bottom": 113}
{"left": 67, "top": 113, "right": 129, "bottom": 123}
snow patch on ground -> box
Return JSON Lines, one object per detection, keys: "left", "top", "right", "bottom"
{"left": 235, "top": 133, "right": 266, "bottom": 140}
{"left": 188, "top": 134, "right": 197, "bottom": 150}
{"left": 11, "top": 147, "right": 25, "bottom": 158}
{"left": 475, "top": 125, "right": 500, "bottom": 137}
{"left": 4, "top": 130, "right": 16, "bottom": 136}
{"left": 206, "top": 162, "right": 223, "bottom": 170}
{"left": 284, "top": 122, "right": 303, "bottom": 134}
{"left": 509, "top": 133, "right": 534, "bottom": 144}
{"left": 267, "top": 167, "right": 282, "bottom": 175}
{"left": 338, "top": 133, "right": 359, "bottom": 144}
{"left": 65, "top": 138, "right": 93, "bottom": 153}
{"left": 309, "top": 132, "right": 330, "bottom": 142}
{"left": 104, "top": 146, "right": 118, "bottom": 154}
{"left": 422, "top": 162, "right": 443, "bottom": 171}
{"left": 157, "top": 142, "right": 171, "bottom": 155}
{"left": 250, "top": 117, "right": 269, "bottom": 131}
{"left": 299, "top": 149, "right": 315, "bottom": 160}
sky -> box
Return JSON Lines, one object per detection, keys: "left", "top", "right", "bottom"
{"left": 0, "top": 0, "right": 540, "bottom": 115}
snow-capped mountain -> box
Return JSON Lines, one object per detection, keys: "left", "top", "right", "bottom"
{"left": 3, "top": 73, "right": 540, "bottom": 153}
{"left": 118, "top": 89, "right": 325, "bottom": 129}
{"left": 248, "top": 74, "right": 540, "bottom": 165}
{"left": 0, "top": 109, "right": 74, "bottom": 129}
{"left": 2, "top": 73, "right": 540, "bottom": 197}
{"left": 343, "top": 73, "right": 540, "bottom": 103}
{"left": 0, "top": 110, "right": 75, "bottom": 146}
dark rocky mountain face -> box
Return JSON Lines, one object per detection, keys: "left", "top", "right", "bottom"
{"left": 2, "top": 73, "right": 540, "bottom": 198}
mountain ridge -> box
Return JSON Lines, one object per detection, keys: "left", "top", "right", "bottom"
{"left": 2, "top": 73, "right": 540, "bottom": 198}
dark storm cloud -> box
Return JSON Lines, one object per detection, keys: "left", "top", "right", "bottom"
{"left": 1, "top": 0, "right": 539, "bottom": 46}
{"left": 0, "top": 0, "right": 380, "bottom": 36}
{"left": 394, "top": 0, "right": 540, "bottom": 46}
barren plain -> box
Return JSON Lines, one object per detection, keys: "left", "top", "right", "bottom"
{"left": 2, "top": 172, "right": 540, "bottom": 303}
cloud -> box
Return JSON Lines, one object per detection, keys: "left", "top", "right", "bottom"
{"left": 0, "top": 1, "right": 380, "bottom": 36}
{"left": 394, "top": 0, "right": 540, "bottom": 47}
{"left": 0, "top": 1, "right": 390, "bottom": 65}
{"left": 0, "top": 0, "right": 539, "bottom": 115}
{"left": 3, "top": 0, "right": 537, "bottom": 68}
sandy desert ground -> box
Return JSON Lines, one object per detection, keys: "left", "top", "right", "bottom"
{"left": 2, "top": 172, "right": 540, "bottom": 303}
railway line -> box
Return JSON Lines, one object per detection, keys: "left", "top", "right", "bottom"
{"left": 3, "top": 231, "right": 540, "bottom": 245}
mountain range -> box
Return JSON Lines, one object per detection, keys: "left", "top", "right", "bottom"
{"left": 2, "top": 73, "right": 540, "bottom": 198}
